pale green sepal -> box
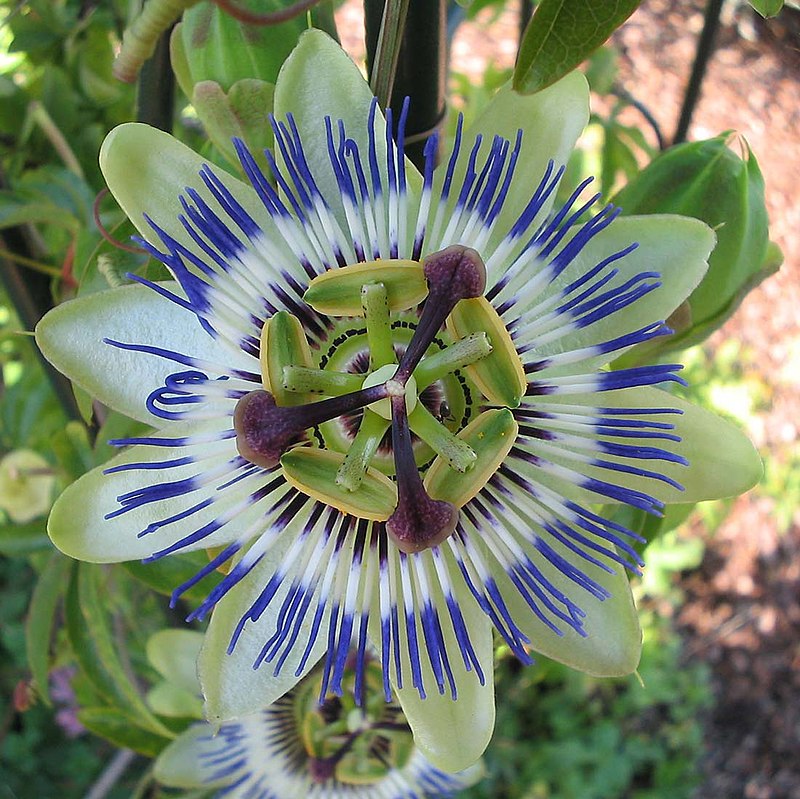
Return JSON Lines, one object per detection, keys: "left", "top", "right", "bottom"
{"left": 48, "top": 421, "right": 248, "bottom": 562}
{"left": 147, "top": 629, "right": 204, "bottom": 694}
{"left": 538, "top": 387, "right": 763, "bottom": 503}
{"left": 154, "top": 723, "right": 228, "bottom": 789}
{"left": 199, "top": 536, "right": 327, "bottom": 723}
{"left": 100, "top": 122, "right": 285, "bottom": 268}
{"left": 499, "top": 539, "right": 641, "bottom": 677}
{"left": 526, "top": 216, "right": 715, "bottom": 372}
{"left": 371, "top": 551, "right": 495, "bottom": 772}
{"left": 35, "top": 282, "right": 252, "bottom": 425}
{"left": 146, "top": 681, "right": 203, "bottom": 719}
{"left": 273, "top": 30, "right": 422, "bottom": 230}
{"left": 462, "top": 71, "right": 589, "bottom": 258}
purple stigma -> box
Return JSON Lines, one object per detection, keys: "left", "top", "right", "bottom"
{"left": 395, "top": 245, "right": 487, "bottom": 382}
{"left": 234, "top": 384, "right": 390, "bottom": 468}
{"left": 386, "top": 394, "right": 458, "bottom": 554}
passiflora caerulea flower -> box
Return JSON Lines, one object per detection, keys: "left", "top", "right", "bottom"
{"left": 148, "top": 630, "right": 483, "bottom": 798}
{"left": 37, "top": 31, "right": 760, "bottom": 771}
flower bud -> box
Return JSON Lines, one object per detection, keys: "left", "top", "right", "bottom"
{"left": 170, "top": 2, "right": 337, "bottom": 170}
{"left": 613, "top": 133, "right": 780, "bottom": 354}
{"left": 0, "top": 450, "right": 55, "bottom": 524}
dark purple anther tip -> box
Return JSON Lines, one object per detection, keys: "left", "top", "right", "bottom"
{"left": 423, "top": 244, "right": 487, "bottom": 302}
{"left": 233, "top": 390, "right": 297, "bottom": 469}
{"left": 386, "top": 493, "right": 458, "bottom": 555}
{"left": 308, "top": 756, "right": 337, "bottom": 784}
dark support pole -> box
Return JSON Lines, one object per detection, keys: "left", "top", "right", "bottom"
{"left": 365, "top": 0, "right": 447, "bottom": 170}
{"left": 519, "top": 0, "right": 533, "bottom": 46}
{"left": 136, "top": 29, "right": 175, "bottom": 131}
{"left": 673, "top": 0, "right": 724, "bottom": 144}
{"left": 0, "top": 250, "right": 82, "bottom": 420}
{"left": 0, "top": 172, "right": 82, "bottom": 420}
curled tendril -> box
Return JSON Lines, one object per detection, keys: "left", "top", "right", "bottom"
{"left": 113, "top": 0, "right": 200, "bottom": 84}
{"left": 211, "top": 0, "right": 323, "bottom": 25}
{"left": 93, "top": 188, "right": 150, "bottom": 256}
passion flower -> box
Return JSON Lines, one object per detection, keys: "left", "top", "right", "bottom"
{"left": 37, "top": 30, "right": 760, "bottom": 772}
{"left": 148, "top": 631, "right": 484, "bottom": 798}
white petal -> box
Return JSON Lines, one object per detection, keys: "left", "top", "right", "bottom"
{"left": 534, "top": 387, "right": 762, "bottom": 503}
{"left": 464, "top": 70, "right": 589, "bottom": 246}
{"left": 273, "top": 29, "right": 422, "bottom": 231}
{"left": 48, "top": 421, "right": 260, "bottom": 562}
{"left": 511, "top": 216, "right": 715, "bottom": 371}
{"left": 153, "top": 723, "right": 228, "bottom": 789}
{"left": 199, "top": 530, "right": 327, "bottom": 723}
{"left": 372, "top": 548, "right": 496, "bottom": 773}
{"left": 35, "top": 282, "right": 255, "bottom": 425}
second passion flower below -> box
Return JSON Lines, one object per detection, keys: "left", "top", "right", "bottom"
{"left": 36, "top": 30, "right": 761, "bottom": 772}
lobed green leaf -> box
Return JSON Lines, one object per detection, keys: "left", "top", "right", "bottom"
{"left": 65, "top": 563, "right": 174, "bottom": 738}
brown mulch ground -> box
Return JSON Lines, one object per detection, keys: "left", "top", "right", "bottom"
{"left": 338, "top": 2, "right": 800, "bottom": 796}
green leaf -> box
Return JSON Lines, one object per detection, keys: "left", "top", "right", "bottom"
{"left": 146, "top": 629, "right": 204, "bottom": 694}
{"left": 748, "top": 0, "right": 783, "bottom": 16}
{"left": 514, "top": 0, "right": 641, "bottom": 94}
{"left": 0, "top": 519, "right": 50, "bottom": 555}
{"left": 77, "top": 707, "right": 172, "bottom": 757}
{"left": 65, "top": 563, "right": 174, "bottom": 738}
{"left": 122, "top": 550, "right": 222, "bottom": 607}
{"left": 25, "top": 552, "right": 73, "bottom": 704}
{"left": 50, "top": 420, "right": 94, "bottom": 481}
{"left": 191, "top": 79, "right": 275, "bottom": 172}
{"left": 146, "top": 681, "right": 203, "bottom": 719}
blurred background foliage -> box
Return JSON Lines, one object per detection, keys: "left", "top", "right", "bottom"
{"left": 0, "top": 0, "right": 789, "bottom": 796}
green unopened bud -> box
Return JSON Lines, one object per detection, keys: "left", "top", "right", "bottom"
{"left": 0, "top": 450, "right": 55, "bottom": 524}
{"left": 190, "top": 79, "right": 275, "bottom": 170}
{"left": 170, "top": 4, "right": 286, "bottom": 169}
{"left": 613, "top": 133, "right": 781, "bottom": 355}
{"left": 172, "top": 3, "right": 299, "bottom": 94}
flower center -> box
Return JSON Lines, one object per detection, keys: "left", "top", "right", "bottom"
{"left": 233, "top": 246, "right": 521, "bottom": 553}
{"left": 295, "top": 660, "right": 412, "bottom": 786}
{"left": 360, "top": 364, "right": 417, "bottom": 419}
